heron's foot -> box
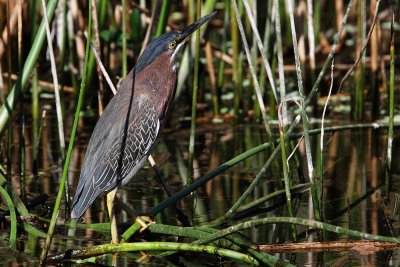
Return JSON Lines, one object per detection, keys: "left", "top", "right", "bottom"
{"left": 110, "top": 238, "right": 119, "bottom": 245}
{"left": 136, "top": 216, "right": 155, "bottom": 233}
{"left": 137, "top": 251, "right": 151, "bottom": 263}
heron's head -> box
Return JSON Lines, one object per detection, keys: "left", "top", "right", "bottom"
{"left": 135, "top": 11, "right": 216, "bottom": 74}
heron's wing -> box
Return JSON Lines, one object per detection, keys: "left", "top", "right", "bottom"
{"left": 71, "top": 95, "right": 159, "bottom": 219}
{"left": 96, "top": 96, "right": 160, "bottom": 187}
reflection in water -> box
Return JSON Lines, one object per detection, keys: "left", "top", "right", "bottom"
{"left": 2, "top": 105, "right": 400, "bottom": 265}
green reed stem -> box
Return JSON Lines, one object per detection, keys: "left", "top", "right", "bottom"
{"left": 0, "top": 186, "right": 16, "bottom": 250}
{"left": 209, "top": 183, "right": 309, "bottom": 226}
{"left": 154, "top": 0, "right": 170, "bottom": 37}
{"left": 249, "top": 2, "right": 259, "bottom": 120}
{"left": 232, "top": 0, "right": 272, "bottom": 138}
{"left": 31, "top": 70, "right": 39, "bottom": 173}
{"left": 203, "top": 229, "right": 290, "bottom": 267}
{"left": 151, "top": 224, "right": 290, "bottom": 266}
{"left": 33, "top": 111, "right": 46, "bottom": 175}
{"left": 187, "top": 1, "right": 202, "bottom": 185}
{"left": 230, "top": 1, "right": 240, "bottom": 118}
{"left": 39, "top": 2, "right": 92, "bottom": 265}
{"left": 65, "top": 221, "right": 287, "bottom": 266}
{"left": 243, "top": 0, "right": 277, "bottom": 102}
{"left": 210, "top": 143, "right": 281, "bottom": 226}
{"left": 158, "top": 226, "right": 248, "bottom": 256}
{"left": 237, "top": 183, "right": 310, "bottom": 215}
{"left": 198, "top": 217, "right": 400, "bottom": 245}
{"left": 279, "top": 126, "right": 297, "bottom": 240}
{"left": 260, "top": 0, "right": 274, "bottom": 119}
{"left": 48, "top": 242, "right": 259, "bottom": 265}
{"left": 313, "top": 0, "right": 320, "bottom": 42}
{"left": 175, "top": 0, "right": 217, "bottom": 97}
{"left": 354, "top": 0, "right": 365, "bottom": 121}
{"left": 98, "top": 0, "right": 107, "bottom": 27}
{"left": 216, "top": 0, "right": 229, "bottom": 98}
{"left": 0, "top": 172, "right": 47, "bottom": 238}
{"left": 274, "top": 0, "right": 287, "bottom": 127}
{"left": 285, "top": 0, "right": 321, "bottom": 226}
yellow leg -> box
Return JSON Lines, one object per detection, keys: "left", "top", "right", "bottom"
{"left": 107, "top": 188, "right": 119, "bottom": 244}
{"left": 136, "top": 216, "right": 155, "bottom": 232}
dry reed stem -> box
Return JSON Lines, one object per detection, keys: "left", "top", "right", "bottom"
{"left": 320, "top": 60, "right": 335, "bottom": 181}
{"left": 140, "top": 0, "right": 163, "bottom": 55}
{"left": 205, "top": 41, "right": 219, "bottom": 115}
{"left": 205, "top": 41, "right": 216, "bottom": 94}
{"left": 255, "top": 240, "right": 400, "bottom": 253}
{"left": 243, "top": 0, "right": 278, "bottom": 101}
{"left": 91, "top": 0, "right": 104, "bottom": 115}
{"left": 0, "top": 5, "right": 18, "bottom": 59}
{"left": 2, "top": 73, "right": 74, "bottom": 93}
{"left": 85, "top": 32, "right": 117, "bottom": 94}
{"left": 335, "top": 0, "right": 345, "bottom": 30}
{"left": 274, "top": 0, "right": 288, "bottom": 127}
{"left": 232, "top": 0, "right": 272, "bottom": 137}
{"left": 338, "top": 0, "right": 381, "bottom": 92}
{"left": 306, "top": 0, "right": 316, "bottom": 72}
{"left": 296, "top": 1, "right": 306, "bottom": 68}
{"left": 370, "top": 1, "right": 379, "bottom": 73}
{"left": 17, "top": 0, "right": 22, "bottom": 65}
{"left": 0, "top": 61, "right": 4, "bottom": 103}
{"left": 70, "top": 0, "right": 85, "bottom": 68}
{"left": 40, "top": 0, "right": 65, "bottom": 157}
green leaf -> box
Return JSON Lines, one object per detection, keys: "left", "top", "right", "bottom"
{"left": 130, "top": 9, "right": 141, "bottom": 41}
{"left": 100, "top": 29, "right": 120, "bottom": 42}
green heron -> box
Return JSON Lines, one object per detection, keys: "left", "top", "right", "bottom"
{"left": 71, "top": 12, "right": 216, "bottom": 244}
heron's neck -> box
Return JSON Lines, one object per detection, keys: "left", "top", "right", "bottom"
{"left": 135, "top": 51, "right": 177, "bottom": 122}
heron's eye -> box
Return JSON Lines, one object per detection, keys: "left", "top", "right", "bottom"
{"left": 168, "top": 41, "right": 176, "bottom": 49}
{"left": 169, "top": 35, "right": 182, "bottom": 50}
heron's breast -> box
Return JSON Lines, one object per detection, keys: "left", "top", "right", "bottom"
{"left": 135, "top": 51, "right": 178, "bottom": 121}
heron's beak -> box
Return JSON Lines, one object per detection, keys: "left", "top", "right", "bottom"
{"left": 178, "top": 11, "right": 216, "bottom": 43}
